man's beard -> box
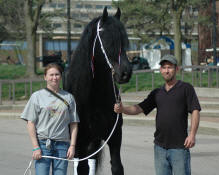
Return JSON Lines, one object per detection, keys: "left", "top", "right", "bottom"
{"left": 164, "top": 74, "right": 174, "bottom": 82}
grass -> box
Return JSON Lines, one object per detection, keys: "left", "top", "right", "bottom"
{"left": 0, "top": 65, "right": 219, "bottom": 100}
{"left": 0, "top": 65, "right": 27, "bottom": 79}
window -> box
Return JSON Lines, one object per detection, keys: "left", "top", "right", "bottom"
{"left": 76, "top": 4, "right": 82, "bottom": 8}
{"left": 60, "top": 13, "right": 66, "bottom": 17}
{"left": 96, "top": 5, "right": 103, "bottom": 9}
{"left": 72, "top": 13, "right": 79, "bottom": 18}
{"left": 106, "top": 5, "right": 112, "bottom": 9}
{"left": 50, "top": 3, "right": 56, "bottom": 8}
{"left": 74, "top": 23, "right": 82, "bottom": 28}
{"left": 53, "top": 23, "right": 62, "bottom": 28}
{"left": 57, "top": 3, "right": 65, "bottom": 8}
{"left": 81, "top": 14, "right": 88, "bottom": 18}
{"left": 85, "top": 4, "right": 92, "bottom": 9}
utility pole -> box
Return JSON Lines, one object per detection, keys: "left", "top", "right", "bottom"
{"left": 67, "top": 0, "right": 71, "bottom": 67}
{"left": 212, "top": 0, "right": 217, "bottom": 65}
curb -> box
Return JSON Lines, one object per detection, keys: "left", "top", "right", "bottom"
{"left": 1, "top": 112, "right": 218, "bottom": 131}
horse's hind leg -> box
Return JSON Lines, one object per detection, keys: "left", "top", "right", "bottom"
{"left": 108, "top": 127, "right": 124, "bottom": 175}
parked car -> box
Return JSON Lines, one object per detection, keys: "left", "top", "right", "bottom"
{"left": 131, "top": 56, "right": 150, "bottom": 71}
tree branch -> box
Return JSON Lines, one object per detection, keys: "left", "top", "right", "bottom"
{"left": 33, "top": 0, "right": 45, "bottom": 32}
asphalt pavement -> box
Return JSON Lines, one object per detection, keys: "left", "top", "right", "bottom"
{"left": 0, "top": 89, "right": 219, "bottom": 174}
{"left": 0, "top": 118, "right": 219, "bottom": 175}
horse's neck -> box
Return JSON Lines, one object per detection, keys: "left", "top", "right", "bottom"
{"left": 92, "top": 67, "right": 116, "bottom": 103}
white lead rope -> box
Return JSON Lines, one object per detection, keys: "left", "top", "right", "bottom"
{"left": 24, "top": 113, "right": 119, "bottom": 175}
{"left": 96, "top": 20, "right": 113, "bottom": 69}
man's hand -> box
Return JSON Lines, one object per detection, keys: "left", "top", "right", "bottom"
{"left": 184, "top": 134, "right": 195, "bottom": 148}
{"left": 114, "top": 102, "right": 123, "bottom": 113}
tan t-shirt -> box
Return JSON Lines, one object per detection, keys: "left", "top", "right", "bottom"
{"left": 21, "top": 89, "right": 79, "bottom": 142}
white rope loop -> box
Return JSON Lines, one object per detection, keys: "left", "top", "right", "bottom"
{"left": 24, "top": 159, "right": 33, "bottom": 175}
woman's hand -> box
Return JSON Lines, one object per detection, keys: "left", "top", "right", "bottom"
{"left": 67, "top": 145, "right": 75, "bottom": 159}
{"left": 32, "top": 149, "right": 42, "bottom": 160}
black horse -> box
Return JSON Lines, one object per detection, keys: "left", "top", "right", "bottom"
{"left": 64, "top": 7, "right": 132, "bottom": 175}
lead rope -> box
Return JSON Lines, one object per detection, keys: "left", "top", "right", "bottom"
{"left": 24, "top": 20, "right": 121, "bottom": 175}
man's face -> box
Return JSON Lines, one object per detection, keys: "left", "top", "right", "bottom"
{"left": 160, "top": 61, "right": 178, "bottom": 82}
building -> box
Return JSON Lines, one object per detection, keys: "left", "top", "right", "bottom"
{"left": 38, "top": 0, "right": 117, "bottom": 61}
{"left": 198, "top": 1, "right": 219, "bottom": 64}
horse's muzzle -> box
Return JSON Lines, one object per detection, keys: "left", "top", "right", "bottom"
{"left": 116, "top": 70, "right": 132, "bottom": 84}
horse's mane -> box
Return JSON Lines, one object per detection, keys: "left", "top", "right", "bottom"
{"left": 66, "top": 17, "right": 100, "bottom": 103}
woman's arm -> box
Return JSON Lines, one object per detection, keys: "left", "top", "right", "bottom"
{"left": 67, "top": 123, "right": 78, "bottom": 159}
{"left": 27, "top": 121, "right": 42, "bottom": 160}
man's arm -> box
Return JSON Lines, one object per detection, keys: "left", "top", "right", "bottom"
{"left": 184, "top": 110, "right": 200, "bottom": 148}
{"left": 114, "top": 102, "right": 143, "bottom": 115}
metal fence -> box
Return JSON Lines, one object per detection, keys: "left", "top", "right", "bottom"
{"left": 119, "top": 65, "right": 219, "bottom": 92}
{"left": 1, "top": 65, "right": 219, "bottom": 105}
{"left": 0, "top": 78, "right": 44, "bottom": 105}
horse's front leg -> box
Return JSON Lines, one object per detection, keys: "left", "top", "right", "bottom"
{"left": 108, "top": 126, "right": 124, "bottom": 175}
{"left": 76, "top": 140, "right": 101, "bottom": 175}
{"left": 75, "top": 145, "right": 89, "bottom": 175}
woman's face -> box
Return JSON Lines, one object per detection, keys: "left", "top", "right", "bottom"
{"left": 44, "top": 67, "right": 61, "bottom": 88}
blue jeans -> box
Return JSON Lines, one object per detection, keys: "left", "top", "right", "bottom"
{"left": 35, "top": 140, "right": 70, "bottom": 175}
{"left": 154, "top": 144, "right": 191, "bottom": 175}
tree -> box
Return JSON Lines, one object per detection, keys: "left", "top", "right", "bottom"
{"left": 0, "top": 0, "right": 25, "bottom": 42}
{"left": 170, "top": 0, "right": 187, "bottom": 65}
{"left": 0, "top": 0, "right": 63, "bottom": 76}
{"left": 114, "top": 0, "right": 171, "bottom": 43}
{"left": 114, "top": 0, "right": 210, "bottom": 65}
{"left": 24, "top": 0, "right": 61, "bottom": 77}
{"left": 24, "top": 0, "right": 46, "bottom": 77}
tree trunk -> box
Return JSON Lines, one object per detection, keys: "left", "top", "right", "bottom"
{"left": 173, "top": 11, "right": 182, "bottom": 66}
{"left": 25, "top": 24, "right": 37, "bottom": 77}
{"left": 24, "top": 0, "right": 45, "bottom": 78}
{"left": 24, "top": 0, "right": 36, "bottom": 78}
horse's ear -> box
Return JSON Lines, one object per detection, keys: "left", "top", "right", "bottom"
{"left": 101, "top": 7, "right": 108, "bottom": 22}
{"left": 114, "top": 8, "right": 121, "bottom": 20}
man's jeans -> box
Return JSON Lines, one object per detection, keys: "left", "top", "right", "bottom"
{"left": 154, "top": 144, "right": 191, "bottom": 175}
{"left": 35, "top": 140, "right": 69, "bottom": 175}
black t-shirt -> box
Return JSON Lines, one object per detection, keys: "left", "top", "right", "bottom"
{"left": 138, "top": 80, "right": 201, "bottom": 149}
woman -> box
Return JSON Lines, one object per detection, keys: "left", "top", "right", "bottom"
{"left": 21, "top": 63, "right": 79, "bottom": 175}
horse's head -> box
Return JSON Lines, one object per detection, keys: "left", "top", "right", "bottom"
{"left": 95, "top": 7, "right": 132, "bottom": 84}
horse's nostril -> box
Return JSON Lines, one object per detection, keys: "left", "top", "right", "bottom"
{"left": 122, "top": 72, "right": 128, "bottom": 80}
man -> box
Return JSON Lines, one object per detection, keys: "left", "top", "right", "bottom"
{"left": 114, "top": 54, "right": 201, "bottom": 175}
